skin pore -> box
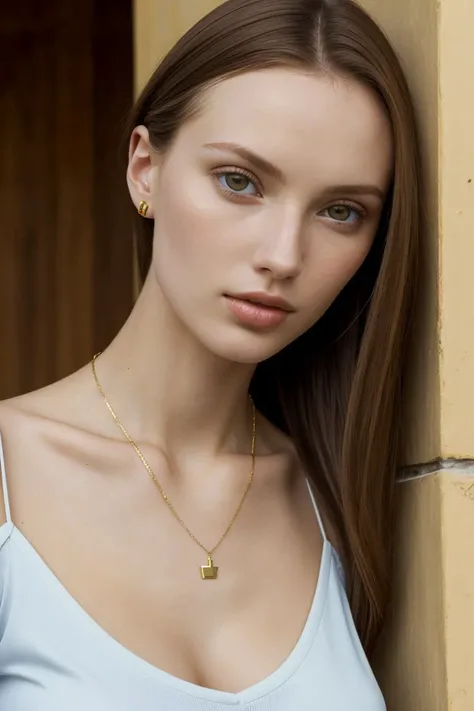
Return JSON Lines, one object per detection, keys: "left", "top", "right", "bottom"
{"left": 0, "top": 68, "right": 392, "bottom": 692}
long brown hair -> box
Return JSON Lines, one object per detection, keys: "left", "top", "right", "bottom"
{"left": 126, "top": 0, "right": 421, "bottom": 653}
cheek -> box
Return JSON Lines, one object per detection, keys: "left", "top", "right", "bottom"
{"left": 152, "top": 172, "right": 227, "bottom": 276}
{"left": 302, "top": 234, "right": 374, "bottom": 315}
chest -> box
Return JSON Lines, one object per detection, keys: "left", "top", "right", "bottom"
{"left": 2, "top": 527, "right": 386, "bottom": 711}
{"left": 11, "top": 462, "right": 323, "bottom": 693}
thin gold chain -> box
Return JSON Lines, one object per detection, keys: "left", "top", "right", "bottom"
{"left": 91, "top": 353, "right": 256, "bottom": 557}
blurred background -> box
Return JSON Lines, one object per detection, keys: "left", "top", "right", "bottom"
{"left": 0, "top": 1, "right": 135, "bottom": 399}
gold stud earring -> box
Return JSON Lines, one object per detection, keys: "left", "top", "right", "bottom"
{"left": 138, "top": 200, "right": 149, "bottom": 217}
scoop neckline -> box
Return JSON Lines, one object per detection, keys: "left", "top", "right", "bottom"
{"left": 5, "top": 523, "right": 332, "bottom": 705}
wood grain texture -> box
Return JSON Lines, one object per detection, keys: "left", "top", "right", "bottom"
{"left": 0, "top": 0, "right": 134, "bottom": 398}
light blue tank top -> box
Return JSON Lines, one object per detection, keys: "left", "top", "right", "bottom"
{"left": 0, "top": 433, "right": 386, "bottom": 710}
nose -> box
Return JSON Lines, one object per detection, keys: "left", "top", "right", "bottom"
{"left": 252, "top": 205, "right": 304, "bottom": 281}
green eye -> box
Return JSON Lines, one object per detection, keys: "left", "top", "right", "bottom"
{"left": 214, "top": 169, "right": 260, "bottom": 197}
{"left": 324, "top": 204, "right": 361, "bottom": 224}
{"left": 224, "top": 174, "right": 252, "bottom": 192}
{"left": 328, "top": 205, "right": 352, "bottom": 221}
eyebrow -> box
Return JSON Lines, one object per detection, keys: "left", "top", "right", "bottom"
{"left": 203, "top": 142, "right": 284, "bottom": 181}
{"left": 203, "top": 141, "right": 385, "bottom": 202}
{"left": 318, "top": 184, "right": 385, "bottom": 202}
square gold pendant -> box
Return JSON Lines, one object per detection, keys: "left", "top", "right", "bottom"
{"left": 201, "top": 555, "right": 218, "bottom": 580}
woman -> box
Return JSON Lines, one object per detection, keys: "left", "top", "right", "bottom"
{"left": 0, "top": 0, "right": 421, "bottom": 708}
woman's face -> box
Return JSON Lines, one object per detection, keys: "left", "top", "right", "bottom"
{"left": 131, "top": 68, "right": 392, "bottom": 364}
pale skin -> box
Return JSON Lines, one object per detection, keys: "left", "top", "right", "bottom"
{"left": 0, "top": 68, "right": 392, "bottom": 692}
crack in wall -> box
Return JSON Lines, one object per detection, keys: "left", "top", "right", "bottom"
{"left": 399, "top": 458, "right": 474, "bottom": 482}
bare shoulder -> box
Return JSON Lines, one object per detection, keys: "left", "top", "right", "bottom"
{"left": 0, "top": 365, "right": 102, "bottom": 527}
{"left": 0, "top": 395, "right": 42, "bottom": 527}
{"left": 0, "top": 366, "right": 90, "bottom": 446}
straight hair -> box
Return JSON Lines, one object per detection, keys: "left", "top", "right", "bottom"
{"left": 125, "top": 0, "right": 421, "bottom": 653}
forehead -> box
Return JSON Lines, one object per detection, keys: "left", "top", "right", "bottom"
{"left": 179, "top": 68, "right": 393, "bottom": 189}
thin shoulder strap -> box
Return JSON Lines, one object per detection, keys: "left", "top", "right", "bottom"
{"left": 0, "top": 432, "right": 12, "bottom": 524}
{"left": 305, "top": 478, "right": 327, "bottom": 542}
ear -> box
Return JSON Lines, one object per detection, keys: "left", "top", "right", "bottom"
{"left": 126, "top": 126, "right": 157, "bottom": 218}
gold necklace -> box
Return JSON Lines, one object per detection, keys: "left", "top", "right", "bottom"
{"left": 91, "top": 353, "right": 256, "bottom": 580}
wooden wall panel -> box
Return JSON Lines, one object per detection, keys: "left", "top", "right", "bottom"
{"left": 93, "top": 0, "right": 135, "bottom": 350}
{"left": 54, "top": 2, "right": 95, "bottom": 378}
{"left": 0, "top": 0, "right": 134, "bottom": 399}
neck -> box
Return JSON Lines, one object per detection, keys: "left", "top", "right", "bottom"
{"left": 94, "top": 274, "right": 256, "bottom": 456}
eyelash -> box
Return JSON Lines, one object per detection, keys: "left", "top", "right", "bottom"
{"left": 211, "top": 167, "right": 367, "bottom": 224}
{"left": 323, "top": 200, "right": 367, "bottom": 225}
{"left": 212, "top": 166, "right": 262, "bottom": 200}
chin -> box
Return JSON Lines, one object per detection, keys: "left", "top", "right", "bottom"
{"left": 202, "top": 326, "right": 291, "bottom": 365}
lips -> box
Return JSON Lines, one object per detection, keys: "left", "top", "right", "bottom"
{"left": 229, "top": 291, "right": 295, "bottom": 312}
{"left": 224, "top": 292, "right": 294, "bottom": 329}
